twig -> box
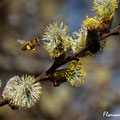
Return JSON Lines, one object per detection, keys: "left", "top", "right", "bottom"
{"left": 1, "top": 24, "right": 120, "bottom": 107}
{"left": 35, "top": 47, "right": 87, "bottom": 84}
{"left": 101, "top": 24, "right": 120, "bottom": 40}
{"left": 34, "top": 24, "right": 120, "bottom": 84}
{"left": 0, "top": 98, "right": 8, "bottom": 107}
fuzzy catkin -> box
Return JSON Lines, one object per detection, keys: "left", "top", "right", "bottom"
{"left": 2, "top": 75, "right": 42, "bottom": 109}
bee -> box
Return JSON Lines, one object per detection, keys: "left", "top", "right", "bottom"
{"left": 17, "top": 38, "right": 40, "bottom": 51}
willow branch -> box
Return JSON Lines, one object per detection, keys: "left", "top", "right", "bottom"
{"left": 35, "top": 24, "right": 120, "bottom": 84}
{"left": 100, "top": 24, "right": 120, "bottom": 40}
{"left": 0, "top": 24, "right": 120, "bottom": 107}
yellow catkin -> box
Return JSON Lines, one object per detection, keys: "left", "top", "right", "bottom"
{"left": 54, "top": 60, "right": 86, "bottom": 87}
{"left": 71, "top": 25, "right": 87, "bottom": 53}
{"left": 83, "top": 16, "right": 101, "bottom": 31}
{"left": 93, "top": 0, "right": 119, "bottom": 22}
{"left": 65, "top": 60, "right": 86, "bottom": 87}
{"left": 42, "top": 22, "right": 72, "bottom": 58}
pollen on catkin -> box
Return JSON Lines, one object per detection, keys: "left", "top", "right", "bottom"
{"left": 54, "top": 60, "right": 86, "bottom": 87}
{"left": 42, "top": 22, "right": 72, "bottom": 58}
{"left": 71, "top": 25, "right": 87, "bottom": 53}
{"left": 83, "top": 16, "right": 101, "bottom": 31}
{"left": 65, "top": 60, "right": 86, "bottom": 87}
{"left": 2, "top": 75, "right": 42, "bottom": 109}
{"left": 93, "top": 0, "right": 119, "bottom": 22}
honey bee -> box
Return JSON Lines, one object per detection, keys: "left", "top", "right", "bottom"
{"left": 17, "top": 38, "right": 40, "bottom": 51}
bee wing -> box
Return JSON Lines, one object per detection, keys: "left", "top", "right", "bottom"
{"left": 17, "top": 39, "right": 27, "bottom": 44}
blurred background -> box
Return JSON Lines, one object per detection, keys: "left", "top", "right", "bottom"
{"left": 0, "top": 0, "right": 120, "bottom": 120}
